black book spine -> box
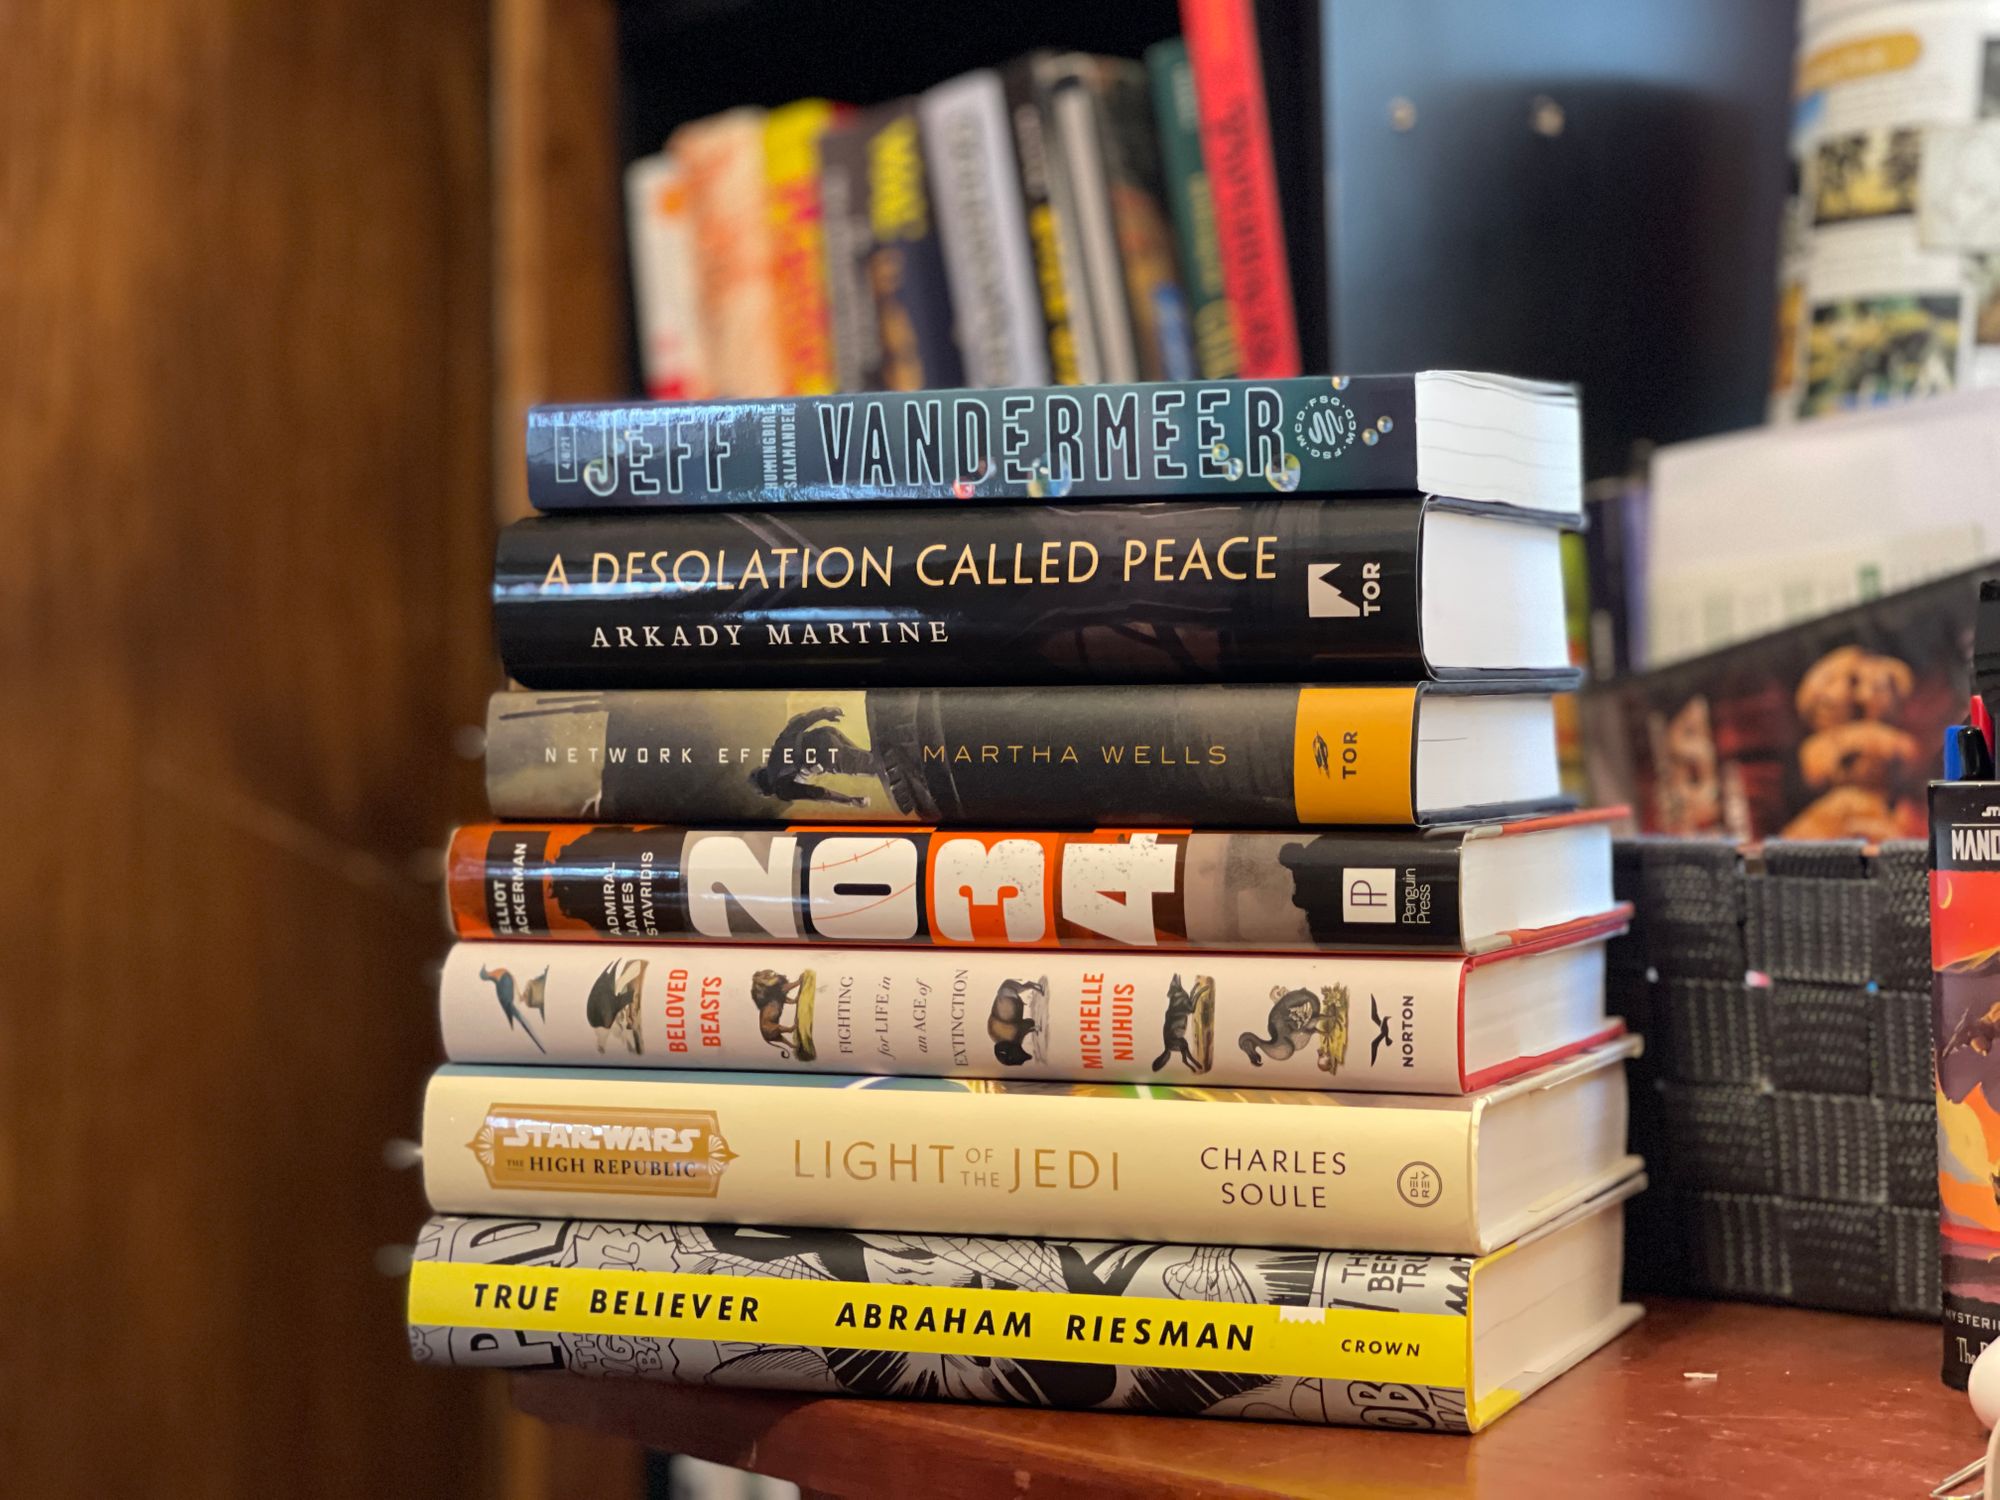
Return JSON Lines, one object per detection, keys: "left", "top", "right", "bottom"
{"left": 483, "top": 683, "right": 1456, "bottom": 827}
{"left": 1001, "top": 56, "right": 1078, "bottom": 385}
{"left": 494, "top": 497, "right": 1430, "bottom": 690}
{"left": 818, "top": 116, "right": 883, "bottom": 392}
{"left": 448, "top": 821, "right": 1475, "bottom": 951}
{"left": 522, "top": 377, "right": 1421, "bottom": 509}
{"left": 859, "top": 100, "right": 964, "bottom": 390}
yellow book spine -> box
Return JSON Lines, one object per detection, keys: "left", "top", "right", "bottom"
{"left": 408, "top": 1257, "right": 1472, "bottom": 1391}
{"left": 764, "top": 99, "right": 837, "bottom": 396}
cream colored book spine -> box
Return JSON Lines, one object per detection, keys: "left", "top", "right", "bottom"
{"left": 420, "top": 1039, "right": 1636, "bottom": 1255}
{"left": 438, "top": 937, "right": 1543, "bottom": 1092}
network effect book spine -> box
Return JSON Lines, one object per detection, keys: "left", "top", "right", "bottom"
{"left": 481, "top": 683, "right": 1556, "bottom": 827}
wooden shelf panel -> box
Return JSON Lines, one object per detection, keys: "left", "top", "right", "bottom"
{"left": 511, "top": 1298, "right": 1975, "bottom": 1498}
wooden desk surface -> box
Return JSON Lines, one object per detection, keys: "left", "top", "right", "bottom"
{"left": 512, "top": 1299, "right": 1978, "bottom": 1498}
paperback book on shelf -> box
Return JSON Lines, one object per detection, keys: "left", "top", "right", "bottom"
{"left": 670, "top": 108, "right": 783, "bottom": 399}
{"left": 419, "top": 1036, "right": 1639, "bottom": 1253}
{"left": 1180, "top": 0, "right": 1300, "bottom": 378}
{"left": 439, "top": 923, "right": 1625, "bottom": 1090}
{"left": 622, "top": 153, "right": 706, "bottom": 401}
{"left": 1000, "top": 53, "right": 1084, "bottom": 385}
{"left": 1042, "top": 52, "right": 1192, "bottom": 383}
{"left": 407, "top": 1177, "right": 1643, "bottom": 1431}
{"left": 920, "top": 69, "right": 1049, "bottom": 389}
{"left": 854, "top": 98, "right": 964, "bottom": 390}
{"left": 521, "top": 373, "right": 1582, "bottom": 516}
{"left": 763, "top": 99, "right": 838, "bottom": 397}
{"left": 1147, "top": 36, "right": 1238, "bottom": 380}
{"left": 492, "top": 497, "right": 1577, "bottom": 690}
{"left": 444, "top": 809, "right": 1622, "bottom": 953}
{"left": 482, "top": 684, "right": 1567, "bottom": 828}
{"left": 818, "top": 112, "right": 885, "bottom": 392}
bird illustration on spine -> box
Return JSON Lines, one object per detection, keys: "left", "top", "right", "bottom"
{"left": 479, "top": 965, "right": 548, "bottom": 1054}
{"left": 586, "top": 959, "right": 647, "bottom": 1053}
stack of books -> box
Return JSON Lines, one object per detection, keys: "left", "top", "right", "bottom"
{"left": 624, "top": 36, "right": 1298, "bottom": 399}
{"left": 407, "top": 374, "right": 1647, "bottom": 1433}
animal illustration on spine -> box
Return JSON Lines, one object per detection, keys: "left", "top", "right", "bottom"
{"left": 1238, "top": 984, "right": 1350, "bottom": 1073}
{"left": 1315, "top": 983, "right": 1351, "bottom": 1075}
{"left": 1151, "top": 973, "right": 1215, "bottom": 1074}
{"left": 987, "top": 977, "right": 1049, "bottom": 1066}
{"left": 752, "top": 967, "right": 818, "bottom": 1062}
{"left": 586, "top": 958, "right": 648, "bottom": 1053}
{"left": 517, "top": 968, "right": 548, "bottom": 1019}
{"left": 479, "top": 965, "right": 548, "bottom": 1053}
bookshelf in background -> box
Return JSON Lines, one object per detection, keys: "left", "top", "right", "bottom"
{"left": 497, "top": 0, "right": 1799, "bottom": 516}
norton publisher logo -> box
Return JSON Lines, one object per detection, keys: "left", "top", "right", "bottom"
{"left": 1368, "top": 996, "right": 1393, "bottom": 1065}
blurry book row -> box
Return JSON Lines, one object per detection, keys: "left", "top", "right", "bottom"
{"left": 623, "top": 38, "right": 1299, "bottom": 404}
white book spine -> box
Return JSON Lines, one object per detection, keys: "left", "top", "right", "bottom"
{"left": 1052, "top": 82, "right": 1138, "bottom": 383}
{"left": 623, "top": 153, "right": 707, "bottom": 400}
{"left": 919, "top": 73, "right": 1050, "bottom": 388}
{"left": 440, "top": 938, "right": 1474, "bottom": 1092}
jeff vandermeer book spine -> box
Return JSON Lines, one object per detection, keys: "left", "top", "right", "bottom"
{"left": 406, "top": 1210, "right": 1590, "bottom": 1430}
{"left": 481, "top": 684, "right": 1552, "bottom": 827}
{"left": 446, "top": 821, "right": 1556, "bottom": 952}
{"left": 524, "top": 376, "right": 1425, "bottom": 509}
{"left": 494, "top": 497, "right": 1481, "bottom": 690}
{"left": 439, "top": 937, "right": 1616, "bottom": 1089}
{"left": 419, "top": 1042, "right": 1636, "bottom": 1252}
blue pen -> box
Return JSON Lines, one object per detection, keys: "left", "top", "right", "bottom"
{"left": 1946, "top": 726, "right": 1966, "bottom": 782}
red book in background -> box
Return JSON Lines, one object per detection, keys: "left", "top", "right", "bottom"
{"left": 1179, "top": 0, "right": 1301, "bottom": 378}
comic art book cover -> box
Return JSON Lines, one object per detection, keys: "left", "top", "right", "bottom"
{"left": 1586, "top": 568, "right": 1981, "bottom": 840}
{"left": 1935, "top": 775, "right": 2000, "bottom": 1387}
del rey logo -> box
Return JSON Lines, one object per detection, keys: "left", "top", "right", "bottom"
{"left": 469, "top": 1104, "right": 736, "bottom": 1197}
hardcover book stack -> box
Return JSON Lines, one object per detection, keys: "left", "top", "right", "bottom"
{"left": 408, "top": 374, "right": 1648, "bottom": 1433}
